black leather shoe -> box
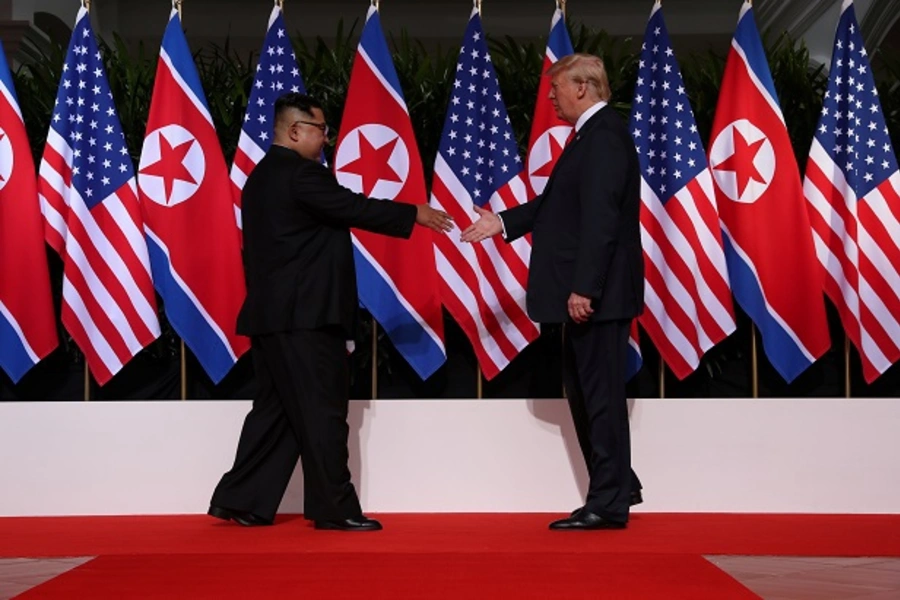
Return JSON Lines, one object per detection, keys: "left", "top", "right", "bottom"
{"left": 314, "top": 516, "right": 383, "bottom": 531}
{"left": 550, "top": 509, "right": 626, "bottom": 530}
{"left": 569, "top": 491, "right": 644, "bottom": 516}
{"left": 208, "top": 505, "right": 272, "bottom": 527}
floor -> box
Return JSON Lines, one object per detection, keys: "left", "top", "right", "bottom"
{"left": 1, "top": 556, "right": 899, "bottom": 598}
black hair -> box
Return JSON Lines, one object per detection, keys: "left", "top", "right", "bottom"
{"left": 274, "top": 93, "right": 323, "bottom": 121}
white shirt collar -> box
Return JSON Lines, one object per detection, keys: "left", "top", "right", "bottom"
{"left": 575, "top": 101, "right": 607, "bottom": 132}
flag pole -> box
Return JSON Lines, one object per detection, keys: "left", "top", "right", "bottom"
{"left": 371, "top": 319, "right": 378, "bottom": 399}
{"left": 371, "top": 0, "right": 379, "bottom": 10}
{"left": 84, "top": 364, "right": 90, "bottom": 401}
{"left": 476, "top": 364, "right": 483, "bottom": 398}
{"left": 181, "top": 342, "right": 187, "bottom": 400}
{"left": 558, "top": 0, "right": 566, "bottom": 17}
{"left": 658, "top": 360, "right": 665, "bottom": 399}
{"left": 82, "top": 0, "right": 90, "bottom": 11}
{"left": 174, "top": 0, "right": 182, "bottom": 20}
{"left": 751, "top": 323, "right": 759, "bottom": 398}
{"left": 844, "top": 334, "right": 851, "bottom": 398}
{"left": 474, "top": 0, "right": 481, "bottom": 15}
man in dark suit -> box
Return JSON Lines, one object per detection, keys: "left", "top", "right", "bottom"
{"left": 462, "top": 54, "right": 644, "bottom": 530}
{"left": 209, "top": 93, "right": 452, "bottom": 531}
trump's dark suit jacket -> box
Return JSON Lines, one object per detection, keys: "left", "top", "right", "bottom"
{"left": 501, "top": 105, "right": 644, "bottom": 323}
{"left": 236, "top": 145, "right": 417, "bottom": 337}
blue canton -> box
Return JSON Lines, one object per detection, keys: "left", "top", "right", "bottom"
{"left": 243, "top": 11, "right": 306, "bottom": 150}
{"left": 629, "top": 7, "right": 708, "bottom": 202}
{"left": 50, "top": 14, "right": 132, "bottom": 209}
{"left": 815, "top": 5, "right": 897, "bottom": 198}
{"left": 438, "top": 12, "right": 521, "bottom": 207}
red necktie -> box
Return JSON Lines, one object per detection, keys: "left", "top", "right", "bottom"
{"left": 565, "top": 128, "right": 576, "bottom": 147}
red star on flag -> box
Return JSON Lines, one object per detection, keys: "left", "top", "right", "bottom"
{"left": 140, "top": 136, "right": 197, "bottom": 205}
{"left": 339, "top": 133, "right": 402, "bottom": 196}
{"left": 713, "top": 126, "right": 767, "bottom": 197}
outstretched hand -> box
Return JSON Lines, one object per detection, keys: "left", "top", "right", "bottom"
{"left": 416, "top": 204, "right": 454, "bottom": 233}
{"left": 460, "top": 205, "right": 502, "bottom": 243}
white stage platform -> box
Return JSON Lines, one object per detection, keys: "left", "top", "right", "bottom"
{"left": 1, "top": 398, "right": 898, "bottom": 516}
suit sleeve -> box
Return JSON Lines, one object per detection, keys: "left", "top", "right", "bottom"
{"left": 499, "top": 195, "right": 544, "bottom": 242}
{"left": 572, "top": 129, "right": 628, "bottom": 299}
{"left": 292, "top": 162, "right": 417, "bottom": 238}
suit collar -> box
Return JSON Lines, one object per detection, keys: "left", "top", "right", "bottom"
{"left": 574, "top": 101, "right": 607, "bottom": 132}
{"left": 539, "top": 104, "right": 610, "bottom": 197}
{"left": 269, "top": 144, "right": 299, "bottom": 159}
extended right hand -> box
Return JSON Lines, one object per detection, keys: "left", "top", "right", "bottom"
{"left": 460, "top": 205, "right": 502, "bottom": 243}
{"left": 416, "top": 204, "right": 454, "bottom": 233}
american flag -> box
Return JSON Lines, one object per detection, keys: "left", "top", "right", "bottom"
{"left": 38, "top": 6, "right": 160, "bottom": 385}
{"left": 803, "top": 0, "right": 900, "bottom": 383}
{"left": 230, "top": 2, "right": 307, "bottom": 228}
{"left": 629, "top": 2, "right": 735, "bottom": 379}
{"left": 431, "top": 8, "right": 539, "bottom": 380}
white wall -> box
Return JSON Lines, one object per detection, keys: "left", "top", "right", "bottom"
{"left": 1, "top": 398, "right": 899, "bottom": 516}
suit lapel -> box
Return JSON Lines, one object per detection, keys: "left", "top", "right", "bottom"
{"left": 541, "top": 106, "right": 609, "bottom": 196}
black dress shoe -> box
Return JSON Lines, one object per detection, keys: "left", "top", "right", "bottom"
{"left": 314, "top": 515, "right": 383, "bottom": 531}
{"left": 569, "top": 491, "right": 644, "bottom": 516}
{"left": 550, "top": 509, "right": 626, "bottom": 530}
{"left": 208, "top": 505, "right": 272, "bottom": 527}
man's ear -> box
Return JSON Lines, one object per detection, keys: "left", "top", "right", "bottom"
{"left": 286, "top": 123, "right": 299, "bottom": 143}
{"left": 576, "top": 81, "right": 587, "bottom": 100}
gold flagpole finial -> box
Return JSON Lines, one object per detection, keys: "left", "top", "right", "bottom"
{"left": 474, "top": 0, "right": 481, "bottom": 15}
{"left": 276, "top": 0, "right": 284, "bottom": 9}
{"left": 82, "top": 0, "right": 90, "bottom": 11}
{"left": 371, "top": 0, "right": 379, "bottom": 9}
{"left": 173, "top": 0, "right": 182, "bottom": 18}
{"left": 558, "top": 0, "right": 566, "bottom": 17}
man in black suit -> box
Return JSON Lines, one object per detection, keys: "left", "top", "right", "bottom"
{"left": 462, "top": 54, "right": 643, "bottom": 530}
{"left": 209, "top": 93, "right": 452, "bottom": 531}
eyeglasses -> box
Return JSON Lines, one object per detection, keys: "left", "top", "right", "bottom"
{"left": 294, "top": 120, "right": 330, "bottom": 137}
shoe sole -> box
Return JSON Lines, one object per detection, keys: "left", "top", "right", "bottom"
{"left": 208, "top": 505, "right": 271, "bottom": 527}
{"left": 313, "top": 522, "right": 383, "bottom": 531}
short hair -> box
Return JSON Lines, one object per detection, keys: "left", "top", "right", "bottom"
{"left": 545, "top": 53, "right": 612, "bottom": 102}
{"left": 274, "top": 93, "right": 323, "bottom": 122}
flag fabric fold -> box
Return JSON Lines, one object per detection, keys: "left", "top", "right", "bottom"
{"left": 803, "top": 0, "right": 900, "bottom": 383}
{"left": 230, "top": 1, "right": 308, "bottom": 229}
{"left": 138, "top": 8, "right": 250, "bottom": 384}
{"left": 709, "top": 1, "right": 830, "bottom": 383}
{"left": 630, "top": 1, "right": 736, "bottom": 380}
{"left": 37, "top": 7, "right": 159, "bottom": 385}
{"left": 431, "top": 8, "right": 540, "bottom": 380}
{"left": 333, "top": 6, "right": 446, "bottom": 380}
{"left": 0, "top": 40, "right": 58, "bottom": 382}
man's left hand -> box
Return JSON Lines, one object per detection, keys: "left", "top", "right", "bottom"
{"left": 567, "top": 292, "right": 594, "bottom": 324}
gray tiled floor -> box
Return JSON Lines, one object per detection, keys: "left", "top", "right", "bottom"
{"left": 707, "top": 556, "right": 900, "bottom": 599}
{"left": 2, "top": 556, "right": 899, "bottom": 598}
{"left": 0, "top": 558, "right": 93, "bottom": 599}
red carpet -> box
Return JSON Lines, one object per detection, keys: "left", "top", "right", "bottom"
{"left": 1, "top": 513, "right": 898, "bottom": 557}
{"left": 4, "top": 514, "right": 899, "bottom": 598}
{"left": 16, "top": 553, "right": 757, "bottom": 599}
